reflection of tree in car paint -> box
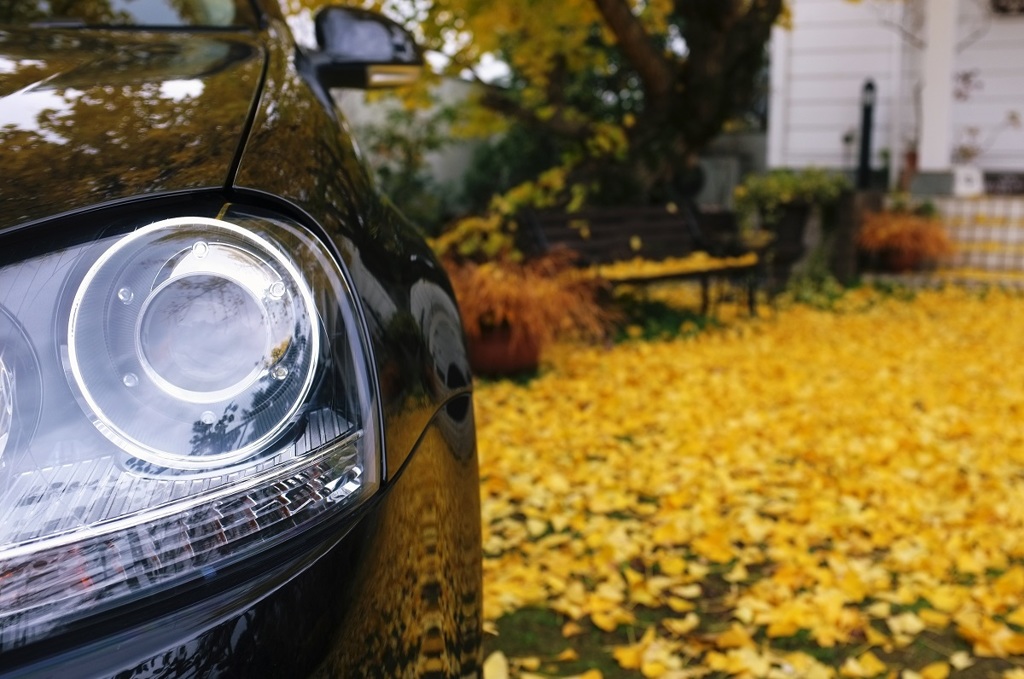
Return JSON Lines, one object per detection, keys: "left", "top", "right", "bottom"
{"left": 0, "top": 28, "right": 260, "bottom": 226}
{"left": 0, "top": 0, "right": 246, "bottom": 27}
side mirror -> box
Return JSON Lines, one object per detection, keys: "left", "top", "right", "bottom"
{"left": 313, "top": 7, "right": 423, "bottom": 89}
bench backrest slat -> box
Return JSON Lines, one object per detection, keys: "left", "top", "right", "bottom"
{"left": 521, "top": 207, "right": 720, "bottom": 264}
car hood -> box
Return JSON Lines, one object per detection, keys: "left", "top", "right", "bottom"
{"left": 0, "top": 28, "right": 264, "bottom": 230}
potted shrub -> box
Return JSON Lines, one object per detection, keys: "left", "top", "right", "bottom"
{"left": 734, "top": 168, "right": 851, "bottom": 289}
{"left": 734, "top": 168, "right": 850, "bottom": 227}
{"left": 431, "top": 215, "right": 608, "bottom": 376}
{"left": 856, "top": 197, "right": 955, "bottom": 272}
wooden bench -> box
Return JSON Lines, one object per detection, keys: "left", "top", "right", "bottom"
{"left": 517, "top": 205, "right": 764, "bottom": 316}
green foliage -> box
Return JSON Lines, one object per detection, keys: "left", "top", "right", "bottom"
{"left": 887, "top": 192, "right": 939, "bottom": 218}
{"left": 429, "top": 214, "right": 520, "bottom": 263}
{"left": 783, "top": 271, "right": 849, "bottom": 310}
{"left": 460, "top": 123, "right": 567, "bottom": 214}
{"left": 868, "top": 279, "right": 919, "bottom": 302}
{"left": 734, "top": 168, "right": 851, "bottom": 227}
{"left": 343, "top": 0, "right": 784, "bottom": 206}
{"left": 611, "top": 292, "right": 717, "bottom": 343}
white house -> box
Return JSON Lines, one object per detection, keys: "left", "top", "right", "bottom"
{"left": 768, "top": 0, "right": 1024, "bottom": 193}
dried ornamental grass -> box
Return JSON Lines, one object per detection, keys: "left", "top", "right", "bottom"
{"left": 443, "top": 251, "right": 610, "bottom": 351}
{"left": 858, "top": 210, "right": 955, "bottom": 270}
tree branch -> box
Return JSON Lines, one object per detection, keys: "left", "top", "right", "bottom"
{"left": 674, "top": 0, "right": 783, "bottom": 153}
{"left": 590, "top": 0, "right": 675, "bottom": 101}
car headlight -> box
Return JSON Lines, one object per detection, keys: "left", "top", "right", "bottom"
{"left": 0, "top": 204, "right": 380, "bottom": 650}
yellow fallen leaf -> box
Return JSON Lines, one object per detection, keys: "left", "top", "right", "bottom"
{"left": 958, "top": 615, "right": 1024, "bottom": 657}
{"left": 515, "top": 656, "right": 541, "bottom": 671}
{"left": 641, "top": 660, "right": 669, "bottom": 678}
{"left": 562, "top": 621, "right": 584, "bottom": 638}
{"left": 956, "top": 551, "right": 984, "bottom": 575}
{"left": 662, "top": 613, "right": 699, "bottom": 636}
{"left": 866, "top": 602, "right": 891, "bottom": 619}
{"left": 841, "top": 651, "right": 887, "bottom": 678}
{"left": 659, "top": 555, "right": 687, "bottom": 576}
{"left": 612, "top": 627, "right": 657, "bottom": 670}
{"left": 948, "top": 651, "right": 973, "bottom": 670}
{"left": 865, "top": 625, "right": 892, "bottom": 652}
{"left": 483, "top": 651, "right": 509, "bottom": 679}
{"left": 766, "top": 617, "right": 803, "bottom": 639}
{"left": 567, "top": 671, "right": 603, "bottom": 679}
{"left": 724, "top": 562, "right": 749, "bottom": 583}
{"left": 706, "top": 648, "right": 772, "bottom": 677}
{"left": 887, "top": 612, "right": 925, "bottom": 637}
{"left": 918, "top": 609, "right": 949, "bottom": 628}
{"left": 592, "top": 608, "right": 634, "bottom": 632}
{"left": 919, "top": 661, "right": 948, "bottom": 679}
{"left": 1007, "top": 607, "right": 1024, "bottom": 627}
{"left": 555, "top": 648, "right": 579, "bottom": 662}
{"left": 925, "top": 587, "right": 966, "bottom": 613}
{"left": 666, "top": 597, "right": 695, "bottom": 613}
{"left": 781, "top": 652, "right": 835, "bottom": 679}
{"left": 613, "top": 643, "right": 643, "bottom": 671}
{"left": 675, "top": 584, "right": 702, "bottom": 599}
{"left": 526, "top": 518, "right": 548, "bottom": 537}
{"left": 715, "top": 622, "right": 755, "bottom": 649}
{"left": 994, "top": 566, "right": 1024, "bottom": 598}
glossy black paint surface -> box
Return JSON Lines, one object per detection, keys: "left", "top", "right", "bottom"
{"left": 0, "top": 1, "right": 481, "bottom": 676}
{"left": 0, "top": 28, "right": 263, "bottom": 228}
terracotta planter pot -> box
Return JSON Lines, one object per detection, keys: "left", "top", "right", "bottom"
{"left": 881, "top": 248, "right": 924, "bottom": 273}
{"left": 467, "top": 327, "right": 541, "bottom": 377}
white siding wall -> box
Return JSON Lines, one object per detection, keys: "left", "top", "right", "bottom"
{"left": 770, "top": 0, "right": 1024, "bottom": 175}
{"left": 769, "top": 0, "right": 903, "bottom": 170}
{"left": 952, "top": 1, "right": 1024, "bottom": 171}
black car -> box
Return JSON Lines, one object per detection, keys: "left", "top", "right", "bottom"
{"left": 0, "top": 1, "right": 481, "bottom": 676}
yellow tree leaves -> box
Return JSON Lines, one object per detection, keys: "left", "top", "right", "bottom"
{"left": 477, "top": 287, "right": 1024, "bottom": 675}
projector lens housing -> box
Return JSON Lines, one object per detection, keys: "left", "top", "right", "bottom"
{"left": 67, "top": 218, "right": 320, "bottom": 469}
{"left": 0, "top": 206, "right": 380, "bottom": 652}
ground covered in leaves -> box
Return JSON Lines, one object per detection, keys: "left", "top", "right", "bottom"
{"left": 475, "top": 286, "right": 1024, "bottom": 679}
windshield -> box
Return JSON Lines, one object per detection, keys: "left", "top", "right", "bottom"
{"left": 0, "top": 0, "right": 257, "bottom": 28}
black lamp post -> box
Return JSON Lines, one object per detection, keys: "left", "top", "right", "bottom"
{"left": 857, "top": 79, "right": 876, "bottom": 190}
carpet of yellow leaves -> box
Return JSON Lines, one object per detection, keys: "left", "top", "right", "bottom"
{"left": 476, "top": 286, "right": 1024, "bottom": 678}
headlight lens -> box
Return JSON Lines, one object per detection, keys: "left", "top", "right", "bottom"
{"left": 68, "top": 217, "right": 320, "bottom": 469}
{"left": 0, "top": 353, "right": 12, "bottom": 460}
{"left": 0, "top": 205, "right": 379, "bottom": 651}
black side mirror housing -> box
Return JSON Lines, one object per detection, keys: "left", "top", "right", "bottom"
{"left": 312, "top": 7, "right": 423, "bottom": 89}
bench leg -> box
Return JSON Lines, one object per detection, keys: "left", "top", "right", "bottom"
{"left": 700, "top": 274, "right": 710, "bottom": 316}
{"left": 748, "top": 274, "right": 758, "bottom": 317}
